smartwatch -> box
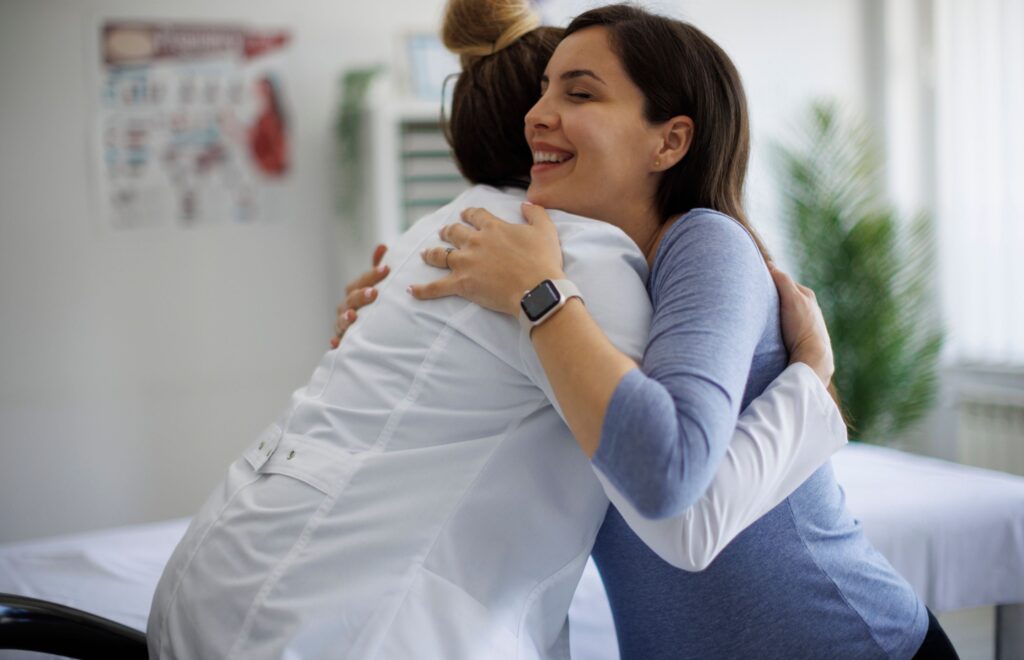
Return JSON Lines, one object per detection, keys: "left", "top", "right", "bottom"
{"left": 519, "top": 279, "right": 583, "bottom": 332}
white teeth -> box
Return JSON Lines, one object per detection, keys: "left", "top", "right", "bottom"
{"left": 532, "top": 151, "right": 571, "bottom": 164}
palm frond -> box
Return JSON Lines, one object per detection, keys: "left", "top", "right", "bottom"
{"left": 776, "top": 101, "right": 945, "bottom": 442}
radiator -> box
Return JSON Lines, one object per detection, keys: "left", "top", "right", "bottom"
{"left": 956, "top": 383, "right": 1024, "bottom": 477}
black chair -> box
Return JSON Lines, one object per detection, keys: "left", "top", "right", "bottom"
{"left": 0, "top": 593, "right": 147, "bottom": 659}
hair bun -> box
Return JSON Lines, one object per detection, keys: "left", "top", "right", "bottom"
{"left": 442, "top": 0, "right": 540, "bottom": 65}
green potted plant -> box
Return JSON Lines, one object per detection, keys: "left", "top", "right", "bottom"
{"left": 777, "top": 101, "right": 944, "bottom": 443}
{"left": 335, "top": 65, "right": 385, "bottom": 215}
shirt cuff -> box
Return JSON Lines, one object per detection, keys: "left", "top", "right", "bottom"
{"left": 787, "top": 362, "right": 848, "bottom": 450}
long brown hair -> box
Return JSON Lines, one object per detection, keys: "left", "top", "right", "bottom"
{"left": 566, "top": 6, "right": 849, "bottom": 411}
{"left": 565, "top": 5, "right": 770, "bottom": 261}
{"left": 442, "top": 0, "right": 562, "bottom": 188}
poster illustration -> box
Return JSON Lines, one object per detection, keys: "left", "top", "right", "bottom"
{"left": 98, "top": 21, "right": 292, "bottom": 229}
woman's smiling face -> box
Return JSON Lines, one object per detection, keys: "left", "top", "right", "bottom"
{"left": 524, "top": 26, "right": 665, "bottom": 227}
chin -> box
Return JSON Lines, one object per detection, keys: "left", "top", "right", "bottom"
{"left": 525, "top": 184, "right": 565, "bottom": 211}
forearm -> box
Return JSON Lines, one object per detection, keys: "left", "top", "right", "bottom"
{"left": 593, "top": 362, "right": 848, "bottom": 571}
{"left": 534, "top": 288, "right": 740, "bottom": 518}
{"left": 530, "top": 298, "right": 637, "bottom": 457}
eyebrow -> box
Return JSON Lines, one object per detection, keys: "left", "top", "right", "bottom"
{"left": 540, "top": 69, "right": 607, "bottom": 86}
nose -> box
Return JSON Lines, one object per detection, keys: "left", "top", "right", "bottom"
{"left": 525, "top": 92, "right": 558, "bottom": 133}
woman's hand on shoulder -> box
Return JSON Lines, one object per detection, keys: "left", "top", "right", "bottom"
{"left": 768, "top": 262, "right": 834, "bottom": 386}
{"left": 331, "top": 243, "right": 389, "bottom": 348}
{"left": 410, "top": 203, "right": 565, "bottom": 316}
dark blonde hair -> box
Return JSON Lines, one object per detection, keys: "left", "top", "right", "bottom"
{"left": 441, "top": 0, "right": 563, "bottom": 187}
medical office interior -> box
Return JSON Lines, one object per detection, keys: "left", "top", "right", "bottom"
{"left": 0, "top": 0, "right": 1021, "bottom": 658}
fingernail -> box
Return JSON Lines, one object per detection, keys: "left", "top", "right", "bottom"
{"left": 364, "top": 287, "right": 373, "bottom": 300}
{"left": 406, "top": 285, "right": 414, "bottom": 295}
{"left": 522, "top": 201, "right": 534, "bottom": 207}
{"left": 376, "top": 264, "right": 387, "bottom": 273}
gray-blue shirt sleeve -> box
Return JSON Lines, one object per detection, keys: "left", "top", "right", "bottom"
{"left": 592, "top": 210, "right": 775, "bottom": 519}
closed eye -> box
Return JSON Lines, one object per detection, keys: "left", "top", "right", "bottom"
{"left": 568, "top": 92, "right": 592, "bottom": 100}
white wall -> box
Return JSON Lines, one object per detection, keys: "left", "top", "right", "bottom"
{"left": 0, "top": 0, "right": 869, "bottom": 542}
{"left": 0, "top": 0, "right": 447, "bottom": 543}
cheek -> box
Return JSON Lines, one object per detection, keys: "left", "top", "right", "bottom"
{"left": 579, "top": 117, "right": 647, "bottom": 173}
{"left": 583, "top": 132, "right": 648, "bottom": 193}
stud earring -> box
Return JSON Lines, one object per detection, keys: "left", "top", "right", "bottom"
{"left": 654, "top": 158, "right": 662, "bottom": 168}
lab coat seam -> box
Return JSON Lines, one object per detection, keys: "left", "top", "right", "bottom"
{"left": 308, "top": 215, "right": 459, "bottom": 404}
{"left": 226, "top": 484, "right": 336, "bottom": 660}
{"left": 369, "top": 302, "right": 482, "bottom": 453}
{"left": 155, "top": 465, "right": 262, "bottom": 659}
{"left": 515, "top": 538, "right": 596, "bottom": 659}
{"left": 362, "top": 401, "right": 546, "bottom": 656}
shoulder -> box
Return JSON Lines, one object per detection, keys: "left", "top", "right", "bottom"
{"left": 559, "top": 222, "right": 648, "bottom": 282}
{"left": 650, "top": 209, "right": 773, "bottom": 305}
{"left": 658, "top": 209, "right": 764, "bottom": 265}
{"left": 450, "top": 185, "right": 528, "bottom": 222}
{"left": 555, "top": 217, "right": 652, "bottom": 363}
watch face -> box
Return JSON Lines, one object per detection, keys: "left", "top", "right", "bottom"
{"left": 521, "top": 280, "right": 560, "bottom": 322}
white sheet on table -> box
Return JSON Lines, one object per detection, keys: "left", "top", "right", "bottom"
{"left": 0, "top": 517, "right": 190, "bottom": 634}
{"left": 833, "top": 442, "right": 1024, "bottom": 613}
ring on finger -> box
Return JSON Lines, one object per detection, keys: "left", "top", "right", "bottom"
{"left": 444, "top": 246, "right": 456, "bottom": 269}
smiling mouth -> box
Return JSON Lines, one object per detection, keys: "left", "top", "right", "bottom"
{"left": 532, "top": 150, "right": 573, "bottom": 163}
{"left": 531, "top": 150, "right": 574, "bottom": 173}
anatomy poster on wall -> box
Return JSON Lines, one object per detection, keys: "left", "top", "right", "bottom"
{"left": 97, "top": 21, "right": 292, "bottom": 229}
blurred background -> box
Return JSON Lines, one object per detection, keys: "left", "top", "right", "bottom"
{"left": 0, "top": 0, "right": 1021, "bottom": 646}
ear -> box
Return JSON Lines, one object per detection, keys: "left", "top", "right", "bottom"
{"left": 652, "top": 115, "right": 694, "bottom": 171}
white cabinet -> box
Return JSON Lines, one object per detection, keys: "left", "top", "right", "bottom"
{"left": 358, "top": 88, "right": 468, "bottom": 245}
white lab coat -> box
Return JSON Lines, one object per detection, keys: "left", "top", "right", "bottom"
{"left": 148, "top": 186, "right": 845, "bottom": 659}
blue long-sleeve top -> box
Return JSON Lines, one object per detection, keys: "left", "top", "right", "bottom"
{"left": 591, "top": 210, "right": 928, "bottom": 659}
{"left": 593, "top": 210, "right": 773, "bottom": 519}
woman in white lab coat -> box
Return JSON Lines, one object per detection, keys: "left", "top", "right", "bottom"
{"left": 146, "top": 2, "right": 846, "bottom": 658}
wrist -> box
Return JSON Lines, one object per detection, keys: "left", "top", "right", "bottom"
{"left": 518, "top": 276, "right": 579, "bottom": 331}
{"left": 512, "top": 271, "right": 567, "bottom": 315}
{"left": 529, "top": 296, "right": 584, "bottom": 342}
{"left": 789, "top": 348, "right": 832, "bottom": 386}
